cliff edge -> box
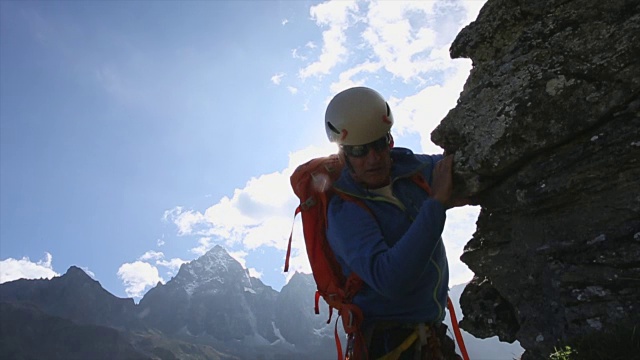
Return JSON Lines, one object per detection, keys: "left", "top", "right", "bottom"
{"left": 431, "top": 0, "right": 640, "bottom": 358}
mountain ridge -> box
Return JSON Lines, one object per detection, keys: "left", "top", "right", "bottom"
{"left": 0, "top": 246, "right": 521, "bottom": 359}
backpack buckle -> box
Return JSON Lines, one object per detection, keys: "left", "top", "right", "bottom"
{"left": 301, "top": 196, "right": 316, "bottom": 210}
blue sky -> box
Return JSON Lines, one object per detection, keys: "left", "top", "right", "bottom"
{"left": 1, "top": 0, "right": 485, "bottom": 300}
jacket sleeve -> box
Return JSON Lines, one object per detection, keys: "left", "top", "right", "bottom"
{"left": 415, "top": 153, "right": 444, "bottom": 185}
{"left": 326, "top": 195, "right": 446, "bottom": 298}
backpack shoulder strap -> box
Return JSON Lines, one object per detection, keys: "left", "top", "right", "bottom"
{"left": 409, "top": 168, "right": 432, "bottom": 196}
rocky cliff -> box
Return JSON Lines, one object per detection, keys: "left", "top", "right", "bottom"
{"left": 431, "top": 0, "right": 640, "bottom": 358}
{"left": 275, "top": 272, "right": 336, "bottom": 357}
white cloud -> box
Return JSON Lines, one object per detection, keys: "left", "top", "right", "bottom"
{"left": 120, "top": 249, "right": 186, "bottom": 288}
{"left": 167, "top": 169, "right": 300, "bottom": 242}
{"left": 139, "top": 250, "right": 164, "bottom": 261}
{"left": 117, "top": 261, "right": 163, "bottom": 298}
{"left": 282, "top": 19, "right": 289, "bottom": 26}
{"left": 330, "top": 60, "right": 384, "bottom": 94}
{"left": 362, "top": 1, "right": 439, "bottom": 82}
{"left": 162, "top": 206, "right": 182, "bottom": 222}
{"left": 287, "top": 86, "right": 298, "bottom": 94}
{"left": 228, "top": 250, "right": 248, "bottom": 267}
{"left": 227, "top": 250, "right": 263, "bottom": 279}
{"left": 199, "top": 195, "right": 261, "bottom": 242}
{"left": 389, "top": 58, "right": 472, "bottom": 154}
{"left": 271, "top": 73, "right": 285, "bottom": 85}
{"left": 0, "top": 252, "right": 59, "bottom": 283}
{"left": 298, "top": 1, "right": 359, "bottom": 79}
{"left": 79, "top": 266, "right": 96, "bottom": 279}
{"left": 166, "top": 208, "right": 206, "bottom": 236}
{"left": 156, "top": 258, "right": 187, "bottom": 273}
{"left": 287, "top": 143, "right": 338, "bottom": 169}
{"left": 190, "top": 236, "right": 214, "bottom": 256}
{"left": 248, "top": 268, "right": 263, "bottom": 279}
{"left": 307, "top": 0, "right": 481, "bottom": 90}
{"left": 241, "top": 216, "right": 303, "bottom": 254}
{"left": 291, "top": 48, "right": 306, "bottom": 60}
{"left": 284, "top": 216, "right": 312, "bottom": 275}
{"left": 461, "top": 0, "right": 486, "bottom": 25}
{"left": 165, "top": 143, "right": 337, "bottom": 277}
{"left": 136, "top": 250, "right": 185, "bottom": 273}
{"left": 443, "top": 206, "right": 480, "bottom": 286}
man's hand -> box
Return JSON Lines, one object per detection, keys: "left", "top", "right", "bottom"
{"left": 431, "top": 155, "right": 470, "bottom": 209}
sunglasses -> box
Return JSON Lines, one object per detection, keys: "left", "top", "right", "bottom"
{"left": 341, "top": 134, "right": 391, "bottom": 158}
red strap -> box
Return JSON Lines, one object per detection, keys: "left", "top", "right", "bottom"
{"left": 334, "top": 316, "right": 344, "bottom": 360}
{"left": 344, "top": 272, "right": 363, "bottom": 299}
{"left": 314, "top": 290, "right": 321, "bottom": 315}
{"left": 284, "top": 205, "right": 301, "bottom": 272}
{"left": 447, "top": 296, "right": 470, "bottom": 360}
{"left": 411, "top": 172, "right": 432, "bottom": 195}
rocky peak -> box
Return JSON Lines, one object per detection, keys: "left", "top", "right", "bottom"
{"left": 64, "top": 265, "right": 91, "bottom": 278}
{"left": 138, "top": 246, "right": 279, "bottom": 354}
{"left": 285, "top": 271, "right": 314, "bottom": 289}
{"left": 431, "top": 0, "right": 640, "bottom": 358}
{"left": 0, "top": 266, "right": 139, "bottom": 329}
{"left": 169, "top": 245, "right": 252, "bottom": 296}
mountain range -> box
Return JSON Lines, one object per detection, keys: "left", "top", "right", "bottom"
{"left": 0, "top": 245, "right": 521, "bottom": 359}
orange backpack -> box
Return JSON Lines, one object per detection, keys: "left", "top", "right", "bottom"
{"left": 284, "top": 154, "right": 470, "bottom": 360}
{"left": 284, "top": 154, "right": 366, "bottom": 359}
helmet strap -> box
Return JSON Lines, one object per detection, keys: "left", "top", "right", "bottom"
{"left": 339, "top": 150, "right": 355, "bottom": 174}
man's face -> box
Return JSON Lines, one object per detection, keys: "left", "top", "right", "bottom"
{"left": 343, "top": 136, "right": 392, "bottom": 189}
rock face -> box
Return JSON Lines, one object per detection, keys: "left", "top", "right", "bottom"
{"left": 431, "top": 0, "right": 640, "bottom": 358}
{"left": 275, "top": 272, "right": 335, "bottom": 358}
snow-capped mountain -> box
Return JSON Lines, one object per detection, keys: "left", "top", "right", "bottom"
{"left": 137, "top": 245, "right": 283, "bottom": 356}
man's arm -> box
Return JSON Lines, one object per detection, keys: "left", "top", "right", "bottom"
{"left": 327, "top": 197, "right": 446, "bottom": 298}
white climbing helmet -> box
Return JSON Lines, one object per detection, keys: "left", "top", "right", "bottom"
{"left": 324, "top": 87, "right": 394, "bottom": 146}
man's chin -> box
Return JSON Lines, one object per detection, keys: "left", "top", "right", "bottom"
{"left": 363, "top": 176, "right": 390, "bottom": 189}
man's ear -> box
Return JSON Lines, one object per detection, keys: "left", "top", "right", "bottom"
{"left": 389, "top": 133, "right": 394, "bottom": 148}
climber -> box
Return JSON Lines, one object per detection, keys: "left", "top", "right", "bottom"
{"left": 325, "top": 86, "right": 468, "bottom": 359}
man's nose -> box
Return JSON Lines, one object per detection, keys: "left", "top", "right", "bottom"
{"left": 364, "top": 147, "right": 382, "bottom": 162}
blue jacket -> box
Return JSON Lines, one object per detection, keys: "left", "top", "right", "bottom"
{"left": 327, "top": 147, "right": 448, "bottom": 325}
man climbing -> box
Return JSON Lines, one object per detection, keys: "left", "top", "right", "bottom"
{"left": 324, "top": 86, "right": 466, "bottom": 359}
